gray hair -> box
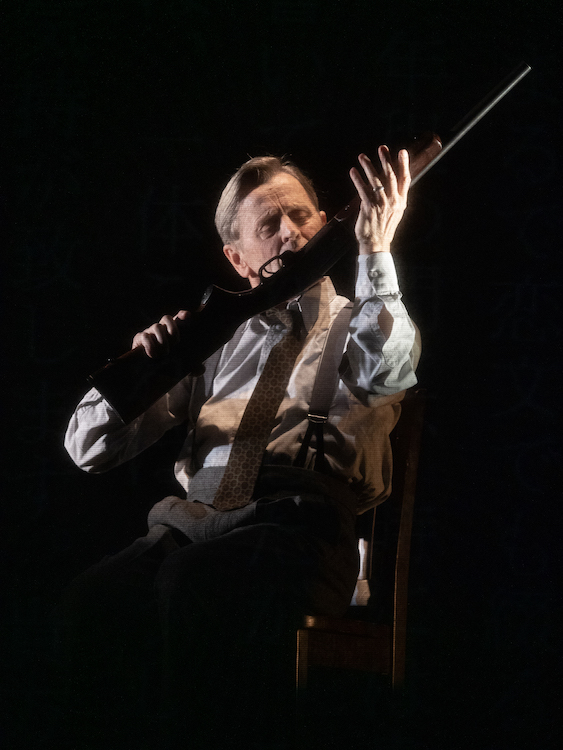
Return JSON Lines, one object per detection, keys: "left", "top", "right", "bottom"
{"left": 215, "top": 156, "right": 319, "bottom": 245}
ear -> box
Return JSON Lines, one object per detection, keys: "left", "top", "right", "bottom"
{"left": 319, "top": 210, "right": 327, "bottom": 226}
{"left": 223, "top": 244, "right": 251, "bottom": 279}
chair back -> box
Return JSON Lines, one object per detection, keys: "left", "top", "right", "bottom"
{"left": 361, "top": 387, "right": 426, "bottom": 685}
{"left": 297, "top": 387, "right": 426, "bottom": 690}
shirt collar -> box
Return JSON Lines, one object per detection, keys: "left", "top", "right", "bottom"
{"left": 258, "top": 276, "right": 337, "bottom": 334}
{"left": 288, "top": 276, "right": 337, "bottom": 333}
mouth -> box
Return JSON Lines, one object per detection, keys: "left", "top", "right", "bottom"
{"left": 281, "top": 240, "right": 303, "bottom": 254}
{"left": 259, "top": 250, "right": 298, "bottom": 280}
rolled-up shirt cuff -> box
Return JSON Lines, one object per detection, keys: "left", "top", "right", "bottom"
{"left": 355, "top": 253, "right": 400, "bottom": 298}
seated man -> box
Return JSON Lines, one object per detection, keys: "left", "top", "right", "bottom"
{"left": 60, "top": 147, "right": 419, "bottom": 749}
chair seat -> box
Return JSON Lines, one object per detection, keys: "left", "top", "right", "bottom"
{"left": 297, "top": 617, "right": 392, "bottom": 687}
{"left": 303, "top": 614, "right": 389, "bottom": 639}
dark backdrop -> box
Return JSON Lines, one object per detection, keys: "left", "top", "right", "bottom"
{"left": 4, "top": 1, "right": 562, "bottom": 748}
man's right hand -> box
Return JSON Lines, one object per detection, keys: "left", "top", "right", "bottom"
{"left": 132, "top": 310, "right": 190, "bottom": 359}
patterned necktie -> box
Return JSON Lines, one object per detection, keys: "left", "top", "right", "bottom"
{"left": 213, "top": 308, "right": 303, "bottom": 511}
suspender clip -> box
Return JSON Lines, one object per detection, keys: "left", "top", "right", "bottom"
{"left": 307, "top": 412, "right": 328, "bottom": 424}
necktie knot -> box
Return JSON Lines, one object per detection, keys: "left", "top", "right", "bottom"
{"left": 276, "top": 308, "right": 294, "bottom": 330}
{"left": 264, "top": 306, "right": 300, "bottom": 336}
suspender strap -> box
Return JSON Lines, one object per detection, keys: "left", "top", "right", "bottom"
{"left": 294, "top": 302, "right": 353, "bottom": 471}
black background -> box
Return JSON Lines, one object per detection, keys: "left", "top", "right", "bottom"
{"left": 4, "top": 1, "right": 562, "bottom": 748}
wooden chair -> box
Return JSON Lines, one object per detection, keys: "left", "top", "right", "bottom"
{"left": 296, "top": 387, "right": 426, "bottom": 692}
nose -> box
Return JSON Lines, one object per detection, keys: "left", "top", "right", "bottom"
{"left": 279, "top": 214, "right": 300, "bottom": 245}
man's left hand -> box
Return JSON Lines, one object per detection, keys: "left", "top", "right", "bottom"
{"left": 350, "top": 147, "right": 411, "bottom": 255}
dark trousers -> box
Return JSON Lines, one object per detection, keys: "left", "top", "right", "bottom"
{"left": 54, "top": 493, "right": 358, "bottom": 750}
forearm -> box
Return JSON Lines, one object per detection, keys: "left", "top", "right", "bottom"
{"left": 344, "top": 253, "right": 420, "bottom": 397}
{"left": 64, "top": 382, "right": 190, "bottom": 473}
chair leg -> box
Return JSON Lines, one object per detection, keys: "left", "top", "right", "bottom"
{"left": 296, "top": 629, "right": 309, "bottom": 690}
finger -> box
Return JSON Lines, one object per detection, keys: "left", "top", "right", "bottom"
{"left": 174, "top": 309, "right": 190, "bottom": 321}
{"left": 151, "top": 323, "right": 169, "bottom": 347}
{"left": 160, "top": 314, "right": 180, "bottom": 343}
{"left": 378, "top": 146, "right": 398, "bottom": 194}
{"left": 159, "top": 314, "right": 176, "bottom": 335}
{"left": 396, "top": 149, "right": 411, "bottom": 196}
{"left": 132, "top": 332, "right": 143, "bottom": 350}
{"left": 350, "top": 166, "right": 378, "bottom": 207}
{"left": 358, "top": 153, "right": 384, "bottom": 191}
{"left": 133, "top": 332, "right": 160, "bottom": 358}
{"left": 137, "top": 324, "right": 170, "bottom": 356}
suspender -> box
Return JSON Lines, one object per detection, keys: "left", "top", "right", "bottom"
{"left": 294, "top": 302, "right": 353, "bottom": 472}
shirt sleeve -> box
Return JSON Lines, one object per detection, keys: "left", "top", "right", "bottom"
{"left": 64, "top": 380, "right": 191, "bottom": 473}
{"left": 343, "top": 252, "right": 421, "bottom": 400}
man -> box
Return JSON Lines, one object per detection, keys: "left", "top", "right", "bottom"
{"left": 61, "top": 147, "right": 419, "bottom": 749}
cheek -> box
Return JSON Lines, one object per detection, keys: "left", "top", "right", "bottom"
{"left": 256, "top": 241, "right": 276, "bottom": 260}
{"left": 246, "top": 244, "right": 273, "bottom": 272}
{"left": 307, "top": 216, "right": 325, "bottom": 235}
{"left": 303, "top": 225, "right": 320, "bottom": 240}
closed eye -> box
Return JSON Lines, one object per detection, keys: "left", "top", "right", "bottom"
{"left": 257, "top": 208, "right": 313, "bottom": 237}
{"left": 289, "top": 209, "right": 312, "bottom": 225}
{"left": 258, "top": 218, "right": 280, "bottom": 237}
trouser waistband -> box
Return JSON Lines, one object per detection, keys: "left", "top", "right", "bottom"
{"left": 186, "top": 464, "right": 357, "bottom": 512}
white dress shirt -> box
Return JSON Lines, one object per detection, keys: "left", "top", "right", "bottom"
{"left": 65, "top": 252, "right": 420, "bottom": 512}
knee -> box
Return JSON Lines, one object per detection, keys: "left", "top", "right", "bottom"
{"left": 155, "top": 544, "right": 205, "bottom": 608}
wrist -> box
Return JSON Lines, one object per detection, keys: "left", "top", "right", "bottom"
{"left": 358, "top": 241, "right": 391, "bottom": 255}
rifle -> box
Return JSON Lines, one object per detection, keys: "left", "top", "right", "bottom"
{"left": 89, "top": 62, "right": 531, "bottom": 424}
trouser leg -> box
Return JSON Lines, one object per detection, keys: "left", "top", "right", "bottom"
{"left": 156, "top": 522, "right": 322, "bottom": 749}
{"left": 52, "top": 522, "right": 315, "bottom": 749}
{"left": 53, "top": 525, "right": 182, "bottom": 749}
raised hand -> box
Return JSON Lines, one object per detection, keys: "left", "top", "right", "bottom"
{"left": 349, "top": 147, "right": 411, "bottom": 254}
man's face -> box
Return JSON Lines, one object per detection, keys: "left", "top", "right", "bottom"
{"left": 223, "top": 172, "right": 327, "bottom": 288}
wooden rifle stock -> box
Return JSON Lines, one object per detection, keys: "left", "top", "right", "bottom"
{"left": 88, "top": 63, "right": 530, "bottom": 424}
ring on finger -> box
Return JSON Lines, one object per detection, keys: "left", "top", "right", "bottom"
{"left": 372, "top": 185, "right": 385, "bottom": 193}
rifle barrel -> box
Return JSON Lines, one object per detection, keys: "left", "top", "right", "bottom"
{"left": 412, "top": 62, "right": 531, "bottom": 184}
